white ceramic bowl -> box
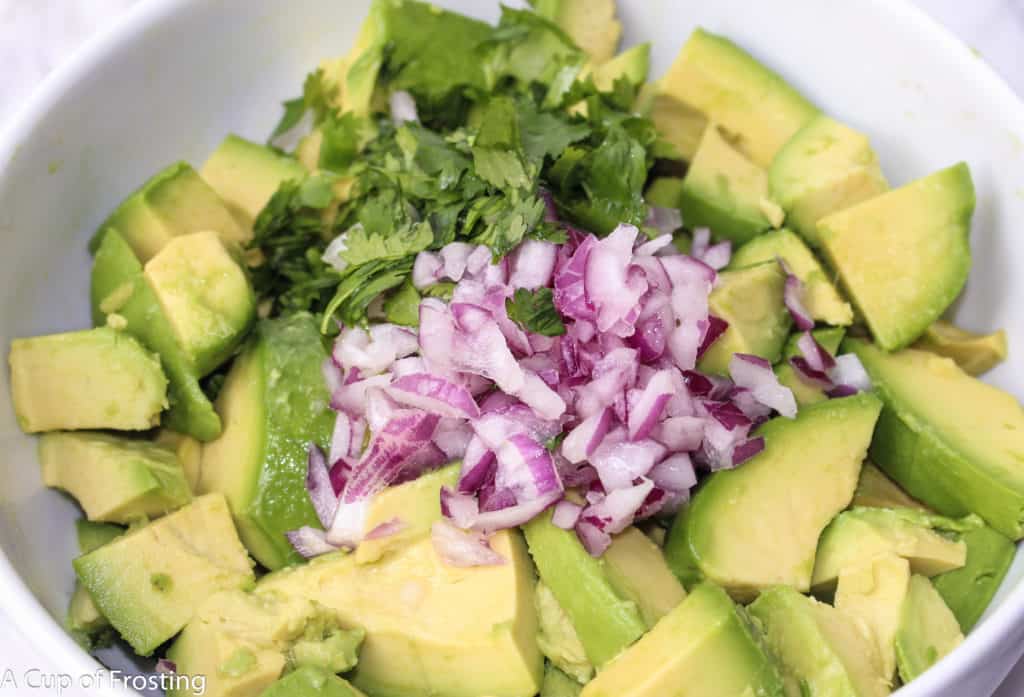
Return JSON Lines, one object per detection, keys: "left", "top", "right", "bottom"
{"left": 2, "top": 1, "right": 1024, "bottom": 695}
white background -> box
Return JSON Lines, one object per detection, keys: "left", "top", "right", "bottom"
{"left": 0, "top": 0, "right": 1022, "bottom": 694}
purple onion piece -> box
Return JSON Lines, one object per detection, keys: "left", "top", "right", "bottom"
{"left": 697, "top": 315, "right": 729, "bottom": 359}
{"left": 551, "top": 500, "right": 583, "bottom": 530}
{"left": 386, "top": 373, "right": 481, "bottom": 419}
{"left": 286, "top": 526, "right": 340, "bottom": 559}
{"left": 431, "top": 520, "right": 506, "bottom": 567}
{"left": 305, "top": 444, "right": 338, "bottom": 528}
{"left": 784, "top": 274, "right": 815, "bottom": 331}
{"left": 732, "top": 436, "right": 766, "bottom": 466}
{"left": 797, "top": 331, "right": 836, "bottom": 372}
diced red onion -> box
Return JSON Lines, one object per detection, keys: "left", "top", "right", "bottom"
{"left": 561, "top": 407, "right": 613, "bottom": 464}
{"left": 365, "top": 516, "right": 407, "bottom": 540}
{"left": 705, "top": 401, "right": 752, "bottom": 431}
{"left": 510, "top": 240, "right": 558, "bottom": 290}
{"left": 797, "top": 331, "right": 837, "bottom": 372}
{"left": 329, "top": 458, "right": 351, "bottom": 496}
{"left": 432, "top": 418, "right": 473, "bottom": 461}
{"left": 627, "top": 369, "right": 675, "bottom": 441}
{"left": 431, "top": 519, "right": 506, "bottom": 567}
{"left": 554, "top": 235, "right": 598, "bottom": 322}
{"left": 440, "top": 242, "right": 475, "bottom": 282}
{"left": 331, "top": 373, "right": 392, "bottom": 415}
{"left": 390, "top": 90, "right": 419, "bottom": 125}
{"left": 155, "top": 659, "right": 177, "bottom": 675}
{"left": 645, "top": 205, "right": 683, "bottom": 238}
{"left": 700, "top": 241, "right": 732, "bottom": 270}
{"left": 413, "top": 251, "right": 444, "bottom": 289}
{"left": 789, "top": 357, "right": 833, "bottom": 389}
{"left": 589, "top": 434, "right": 666, "bottom": 491}
{"left": 514, "top": 370, "right": 566, "bottom": 420}
{"left": 691, "top": 228, "right": 711, "bottom": 259}
{"left": 730, "top": 353, "right": 798, "bottom": 418}
{"left": 828, "top": 354, "right": 873, "bottom": 394}
{"left": 333, "top": 324, "right": 418, "bottom": 376}
{"left": 386, "top": 373, "right": 481, "bottom": 419}
{"left": 652, "top": 416, "right": 705, "bottom": 451}
{"left": 826, "top": 384, "right": 859, "bottom": 398}
{"left": 576, "top": 478, "right": 655, "bottom": 556}
{"left": 784, "top": 273, "right": 815, "bottom": 331}
{"left": 732, "top": 436, "right": 766, "bottom": 465}
{"left": 636, "top": 233, "right": 674, "bottom": 256}
{"left": 585, "top": 225, "right": 648, "bottom": 336}
{"left": 495, "top": 434, "right": 563, "bottom": 499}
{"left": 551, "top": 500, "right": 583, "bottom": 529}
{"left": 322, "top": 357, "right": 344, "bottom": 398}
{"left": 697, "top": 315, "right": 729, "bottom": 359}
{"left": 305, "top": 443, "right": 338, "bottom": 528}
{"left": 287, "top": 526, "right": 340, "bottom": 558}
{"left": 649, "top": 453, "right": 697, "bottom": 493}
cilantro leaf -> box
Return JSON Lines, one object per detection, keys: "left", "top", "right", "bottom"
{"left": 505, "top": 287, "right": 566, "bottom": 336}
{"left": 519, "top": 106, "right": 589, "bottom": 165}
{"left": 269, "top": 97, "right": 307, "bottom": 141}
{"left": 321, "top": 257, "right": 415, "bottom": 331}
{"left": 337, "top": 221, "right": 434, "bottom": 267}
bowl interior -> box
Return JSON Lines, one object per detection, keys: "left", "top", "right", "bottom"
{"left": 1, "top": 0, "right": 1023, "bottom": 693}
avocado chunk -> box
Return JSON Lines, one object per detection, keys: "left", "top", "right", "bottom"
{"left": 657, "top": 28, "right": 818, "bottom": 167}
{"left": 646, "top": 90, "right": 708, "bottom": 162}
{"left": 602, "top": 527, "right": 687, "bottom": 628}
{"left": 73, "top": 493, "right": 255, "bottom": 656}
{"left": 749, "top": 585, "right": 888, "bottom": 697}
{"left": 894, "top": 575, "right": 964, "bottom": 683}
{"left": 913, "top": 320, "right": 1008, "bottom": 376}
{"left": 818, "top": 163, "right": 974, "bottom": 350}
{"left": 76, "top": 519, "right": 126, "bottom": 554}
{"left": 580, "top": 582, "right": 785, "bottom": 697}
{"left": 143, "top": 231, "right": 256, "bottom": 377}
{"left": 91, "top": 228, "right": 222, "bottom": 440}
{"left": 532, "top": 0, "right": 621, "bottom": 63}
{"left": 259, "top": 666, "right": 366, "bottom": 697}
{"left": 200, "top": 135, "right": 306, "bottom": 230}
{"left": 644, "top": 177, "right": 684, "bottom": 209}
{"left": 167, "top": 588, "right": 364, "bottom": 697}
{"left": 523, "top": 511, "right": 646, "bottom": 667}
{"left": 66, "top": 520, "right": 125, "bottom": 648}
{"left": 541, "top": 665, "right": 582, "bottom": 697}
{"left": 536, "top": 580, "right": 593, "bottom": 684}
{"left": 259, "top": 532, "right": 543, "bottom": 697}
{"left": 834, "top": 554, "right": 911, "bottom": 683}
{"left": 155, "top": 429, "right": 203, "bottom": 494}
{"left": 9, "top": 327, "right": 167, "bottom": 433}
{"left": 848, "top": 339, "right": 1024, "bottom": 539}
{"left": 355, "top": 463, "right": 459, "bottom": 564}
{"left": 665, "top": 393, "right": 881, "bottom": 600}
{"left": 679, "top": 125, "right": 782, "bottom": 244}
{"left": 852, "top": 462, "right": 930, "bottom": 512}
{"left": 768, "top": 115, "right": 889, "bottom": 246}
{"left": 591, "top": 43, "right": 650, "bottom": 91}
{"left": 811, "top": 508, "right": 971, "bottom": 592}
{"left": 775, "top": 327, "right": 846, "bottom": 407}
{"left": 93, "top": 162, "right": 246, "bottom": 262}
{"left": 40, "top": 432, "right": 192, "bottom": 524}
{"left": 199, "top": 314, "right": 335, "bottom": 570}
{"left": 697, "top": 261, "right": 791, "bottom": 375}
{"left": 731, "top": 228, "right": 853, "bottom": 326}
{"left": 932, "top": 524, "right": 1015, "bottom": 632}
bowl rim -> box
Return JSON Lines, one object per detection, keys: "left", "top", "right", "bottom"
{"left": 2, "top": 0, "right": 1024, "bottom": 695}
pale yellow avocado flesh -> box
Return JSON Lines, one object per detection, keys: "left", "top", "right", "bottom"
{"left": 697, "top": 261, "right": 791, "bottom": 375}
{"left": 835, "top": 554, "right": 911, "bottom": 683}
{"left": 750, "top": 585, "right": 889, "bottom": 697}
{"left": 9, "top": 327, "right": 167, "bottom": 433}
{"left": 73, "top": 493, "right": 255, "bottom": 656}
{"left": 894, "top": 575, "right": 964, "bottom": 683}
{"left": 144, "top": 230, "right": 256, "bottom": 377}
{"left": 818, "top": 163, "right": 974, "bottom": 351}
{"left": 167, "top": 589, "right": 363, "bottom": 697}
{"left": 658, "top": 29, "right": 818, "bottom": 167}
{"left": 535, "top": 580, "right": 593, "bottom": 684}
{"left": 812, "top": 508, "right": 967, "bottom": 591}
{"left": 849, "top": 339, "right": 1024, "bottom": 539}
{"left": 40, "top": 431, "right": 192, "bottom": 523}
{"left": 731, "top": 228, "right": 853, "bottom": 326}
{"left": 601, "top": 527, "right": 687, "bottom": 628}
{"left": 200, "top": 135, "right": 306, "bottom": 230}
{"left": 259, "top": 532, "right": 542, "bottom": 697}
{"left": 913, "top": 320, "right": 1008, "bottom": 376}
{"left": 355, "top": 464, "right": 460, "bottom": 564}
{"left": 768, "top": 115, "right": 889, "bottom": 247}
{"left": 155, "top": 429, "right": 204, "bottom": 494}
{"left": 852, "top": 462, "right": 931, "bottom": 512}
{"left": 581, "top": 583, "right": 784, "bottom": 697}
{"left": 670, "top": 393, "right": 881, "bottom": 601}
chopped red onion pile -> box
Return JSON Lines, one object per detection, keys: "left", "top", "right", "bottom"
{"left": 286, "top": 217, "right": 875, "bottom": 563}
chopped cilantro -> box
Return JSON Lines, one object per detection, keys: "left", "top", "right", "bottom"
{"left": 506, "top": 287, "right": 566, "bottom": 337}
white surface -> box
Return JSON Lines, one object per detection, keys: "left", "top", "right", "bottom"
{"left": 0, "top": 0, "right": 1023, "bottom": 695}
